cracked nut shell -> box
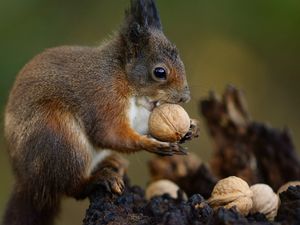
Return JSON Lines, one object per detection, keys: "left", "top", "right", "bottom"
{"left": 250, "top": 184, "right": 279, "bottom": 221}
{"left": 149, "top": 104, "right": 190, "bottom": 142}
{"left": 208, "top": 176, "right": 253, "bottom": 216}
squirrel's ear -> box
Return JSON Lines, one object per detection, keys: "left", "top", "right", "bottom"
{"left": 120, "top": 0, "right": 162, "bottom": 59}
{"left": 120, "top": 0, "right": 162, "bottom": 44}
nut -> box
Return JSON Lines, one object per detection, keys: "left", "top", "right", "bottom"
{"left": 208, "top": 176, "right": 253, "bottom": 215}
{"left": 250, "top": 184, "right": 279, "bottom": 221}
{"left": 145, "top": 179, "right": 187, "bottom": 200}
{"left": 149, "top": 104, "right": 190, "bottom": 142}
{"left": 277, "top": 181, "right": 300, "bottom": 194}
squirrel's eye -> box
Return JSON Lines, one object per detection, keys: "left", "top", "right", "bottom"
{"left": 153, "top": 67, "right": 167, "bottom": 80}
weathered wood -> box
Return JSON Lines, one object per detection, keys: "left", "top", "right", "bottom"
{"left": 148, "top": 154, "right": 217, "bottom": 199}
{"left": 201, "top": 85, "right": 300, "bottom": 190}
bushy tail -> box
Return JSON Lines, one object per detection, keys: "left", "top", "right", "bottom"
{"left": 2, "top": 185, "right": 60, "bottom": 225}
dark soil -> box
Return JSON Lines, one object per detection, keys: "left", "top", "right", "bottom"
{"left": 83, "top": 177, "right": 298, "bottom": 225}
{"left": 276, "top": 186, "right": 300, "bottom": 225}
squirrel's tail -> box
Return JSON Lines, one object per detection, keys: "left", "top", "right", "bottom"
{"left": 2, "top": 184, "right": 60, "bottom": 225}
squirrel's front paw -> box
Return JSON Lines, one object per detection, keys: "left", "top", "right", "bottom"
{"left": 145, "top": 140, "right": 188, "bottom": 156}
{"left": 179, "top": 119, "right": 200, "bottom": 143}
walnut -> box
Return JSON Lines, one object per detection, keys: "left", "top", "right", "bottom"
{"left": 208, "top": 176, "right": 253, "bottom": 215}
{"left": 145, "top": 179, "right": 187, "bottom": 200}
{"left": 149, "top": 104, "right": 190, "bottom": 142}
{"left": 250, "top": 184, "right": 279, "bottom": 221}
{"left": 277, "top": 181, "right": 300, "bottom": 194}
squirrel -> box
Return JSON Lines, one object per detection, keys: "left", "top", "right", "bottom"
{"left": 2, "top": 0, "right": 198, "bottom": 225}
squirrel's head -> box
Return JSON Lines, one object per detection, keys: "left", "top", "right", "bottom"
{"left": 120, "top": 0, "right": 190, "bottom": 106}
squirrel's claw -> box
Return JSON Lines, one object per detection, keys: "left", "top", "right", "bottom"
{"left": 153, "top": 150, "right": 174, "bottom": 157}
{"left": 146, "top": 143, "right": 188, "bottom": 156}
{"left": 143, "top": 136, "right": 188, "bottom": 156}
{"left": 179, "top": 119, "right": 200, "bottom": 143}
{"left": 170, "top": 143, "right": 188, "bottom": 155}
{"left": 96, "top": 168, "right": 125, "bottom": 195}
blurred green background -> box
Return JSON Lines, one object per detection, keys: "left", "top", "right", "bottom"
{"left": 1, "top": 0, "right": 300, "bottom": 224}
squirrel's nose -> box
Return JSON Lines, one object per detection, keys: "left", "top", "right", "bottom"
{"left": 179, "top": 86, "right": 191, "bottom": 103}
{"left": 179, "top": 94, "right": 191, "bottom": 103}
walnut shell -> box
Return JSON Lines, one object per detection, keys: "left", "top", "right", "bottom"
{"left": 277, "top": 181, "right": 300, "bottom": 194}
{"left": 145, "top": 179, "right": 187, "bottom": 200}
{"left": 250, "top": 184, "right": 279, "bottom": 221}
{"left": 149, "top": 104, "right": 190, "bottom": 142}
{"left": 208, "top": 176, "right": 253, "bottom": 216}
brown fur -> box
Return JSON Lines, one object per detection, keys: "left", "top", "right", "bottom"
{"left": 3, "top": 1, "right": 190, "bottom": 225}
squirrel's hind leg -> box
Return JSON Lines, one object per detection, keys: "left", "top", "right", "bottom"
{"left": 72, "top": 151, "right": 129, "bottom": 198}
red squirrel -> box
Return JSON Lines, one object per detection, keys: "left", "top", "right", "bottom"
{"left": 3, "top": 1, "right": 198, "bottom": 225}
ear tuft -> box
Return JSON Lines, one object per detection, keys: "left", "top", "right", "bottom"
{"left": 126, "top": 0, "right": 162, "bottom": 30}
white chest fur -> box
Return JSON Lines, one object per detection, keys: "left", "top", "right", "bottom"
{"left": 128, "top": 97, "right": 151, "bottom": 135}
